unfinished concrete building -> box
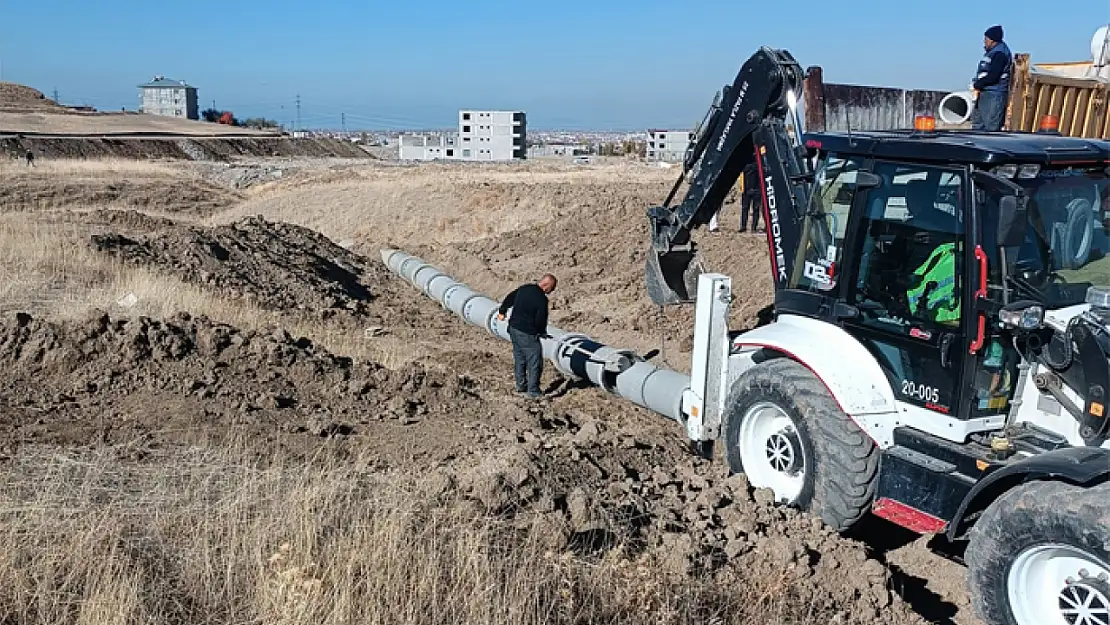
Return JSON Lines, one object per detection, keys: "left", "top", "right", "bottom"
{"left": 398, "top": 110, "right": 526, "bottom": 161}
{"left": 457, "top": 110, "right": 526, "bottom": 160}
{"left": 646, "top": 129, "right": 694, "bottom": 162}
{"left": 398, "top": 134, "right": 458, "bottom": 160}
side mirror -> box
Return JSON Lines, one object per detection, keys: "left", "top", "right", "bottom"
{"left": 855, "top": 171, "right": 882, "bottom": 189}
{"left": 973, "top": 169, "right": 1029, "bottom": 248}
{"left": 997, "top": 195, "right": 1029, "bottom": 248}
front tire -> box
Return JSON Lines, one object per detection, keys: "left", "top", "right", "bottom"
{"left": 966, "top": 479, "right": 1110, "bottom": 625}
{"left": 722, "top": 357, "right": 879, "bottom": 532}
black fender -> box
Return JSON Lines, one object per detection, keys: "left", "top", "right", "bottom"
{"left": 946, "top": 446, "right": 1110, "bottom": 541}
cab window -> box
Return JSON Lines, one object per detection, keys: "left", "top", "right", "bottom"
{"left": 790, "top": 154, "right": 865, "bottom": 292}
{"left": 850, "top": 161, "right": 966, "bottom": 335}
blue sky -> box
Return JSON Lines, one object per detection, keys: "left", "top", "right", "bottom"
{"left": 1, "top": 0, "right": 1106, "bottom": 130}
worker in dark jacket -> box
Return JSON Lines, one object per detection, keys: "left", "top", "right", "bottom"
{"left": 740, "top": 163, "right": 761, "bottom": 232}
{"left": 971, "top": 25, "right": 1013, "bottom": 131}
{"left": 497, "top": 274, "right": 557, "bottom": 398}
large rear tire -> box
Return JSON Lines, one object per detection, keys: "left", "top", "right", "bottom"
{"left": 722, "top": 357, "right": 880, "bottom": 532}
{"left": 966, "top": 479, "right": 1110, "bottom": 625}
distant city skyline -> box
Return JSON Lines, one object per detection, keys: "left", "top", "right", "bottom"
{"left": 2, "top": 0, "right": 1107, "bottom": 131}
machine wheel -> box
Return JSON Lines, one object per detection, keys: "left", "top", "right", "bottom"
{"left": 966, "top": 479, "right": 1110, "bottom": 625}
{"left": 722, "top": 357, "right": 879, "bottom": 532}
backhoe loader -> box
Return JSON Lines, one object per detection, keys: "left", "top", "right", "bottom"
{"left": 647, "top": 46, "right": 1110, "bottom": 625}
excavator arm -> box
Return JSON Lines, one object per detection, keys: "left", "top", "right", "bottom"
{"left": 645, "top": 47, "right": 815, "bottom": 305}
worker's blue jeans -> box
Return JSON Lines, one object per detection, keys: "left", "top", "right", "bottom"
{"left": 972, "top": 90, "right": 1007, "bottom": 131}
{"left": 509, "top": 327, "right": 543, "bottom": 396}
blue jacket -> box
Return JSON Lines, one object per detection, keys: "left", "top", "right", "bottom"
{"left": 974, "top": 41, "right": 1012, "bottom": 94}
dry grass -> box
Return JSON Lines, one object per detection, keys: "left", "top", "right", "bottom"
{"left": 0, "top": 443, "right": 854, "bottom": 625}
{"left": 0, "top": 157, "right": 182, "bottom": 177}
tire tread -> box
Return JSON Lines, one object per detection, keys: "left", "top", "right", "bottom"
{"left": 725, "top": 357, "right": 880, "bottom": 531}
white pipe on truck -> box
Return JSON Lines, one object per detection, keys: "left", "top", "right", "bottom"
{"left": 938, "top": 90, "right": 975, "bottom": 125}
{"left": 380, "top": 248, "right": 691, "bottom": 421}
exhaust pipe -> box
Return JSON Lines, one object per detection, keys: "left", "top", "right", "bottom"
{"left": 380, "top": 248, "right": 691, "bottom": 422}
{"left": 938, "top": 90, "right": 975, "bottom": 125}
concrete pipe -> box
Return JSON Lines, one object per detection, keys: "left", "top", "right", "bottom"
{"left": 379, "top": 248, "right": 692, "bottom": 422}
{"left": 938, "top": 91, "right": 975, "bottom": 125}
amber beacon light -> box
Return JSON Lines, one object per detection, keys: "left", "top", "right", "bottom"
{"left": 914, "top": 115, "right": 937, "bottom": 132}
{"left": 1038, "top": 115, "right": 1060, "bottom": 133}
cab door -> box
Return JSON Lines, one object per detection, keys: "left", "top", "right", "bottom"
{"left": 839, "top": 160, "right": 970, "bottom": 416}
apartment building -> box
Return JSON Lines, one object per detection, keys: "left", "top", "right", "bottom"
{"left": 646, "top": 129, "right": 694, "bottom": 162}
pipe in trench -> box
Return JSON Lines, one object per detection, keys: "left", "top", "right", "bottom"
{"left": 379, "top": 248, "right": 690, "bottom": 422}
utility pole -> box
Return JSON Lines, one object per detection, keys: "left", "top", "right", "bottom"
{"left": 341, "top": 112, "right": 346, "bottom": 133}
{"left": 53, "top": 88, "right": 59, "bottom": 104}
{"left": 295, "top": 94, "right": 301, "bottom": 131}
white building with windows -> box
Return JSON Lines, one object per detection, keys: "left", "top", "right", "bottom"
{"left": 398, "top": 133, "right": 458, "bottom": 160}
{"left": 397, "top": 110, "right": 526, "bottom": 161}
{"left": 647, "top": 128, "right": 694, "bottom": 162}
{"left": 138, "top": 75, "right": 198, "bottom": 120}
{"left": 456, "top": 110, "right": 526, "bottom": 160}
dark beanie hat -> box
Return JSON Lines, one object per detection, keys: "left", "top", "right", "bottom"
{"left": 985, "top": 25, "right": 1004, "bottom": 41}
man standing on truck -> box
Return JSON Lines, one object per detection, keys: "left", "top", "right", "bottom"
{"left": 497, "top": 274, "right": 557, "bottom": 398}
{"left": 970, "top": 25, "right": 1013, "bottom": 132}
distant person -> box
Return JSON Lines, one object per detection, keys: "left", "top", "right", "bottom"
{"left": 497, "top": 274, "right": 557, "bottom": 398}
{"left": 971, "top": 25, "right": 1013, "bottom": 131}
{"left": 24, "top": 150, "right": 34, "bottom": 167}
{"left": 740, "top": 163, "right": 761, "bottom": 232}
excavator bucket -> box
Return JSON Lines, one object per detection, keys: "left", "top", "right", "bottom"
{"left": 645, "top": 249, "right": 705, "bottom": 306}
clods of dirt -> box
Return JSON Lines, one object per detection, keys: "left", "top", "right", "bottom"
{"left": 440, "top": 411, "right": 927, "bottom": 625}
{"left": 0, "top": 310, "right": 478, "bottom": 454}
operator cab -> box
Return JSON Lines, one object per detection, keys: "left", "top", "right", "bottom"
{"left": 779, "top": 118, "right": 1110, "bottom": 424}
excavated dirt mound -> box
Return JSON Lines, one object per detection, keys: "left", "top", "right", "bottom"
{"left": 91, "top": 216, "right": 393, "bottom": 318}
{"left": 0, "top": 310, "right": 488, "bottom": 458}
{"left": 48, "top": 208, "right": 183, "bottom": 234}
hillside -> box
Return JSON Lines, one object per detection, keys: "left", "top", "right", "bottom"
{"left": 0, "top": 81, "right": 277, "bottom": 137}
